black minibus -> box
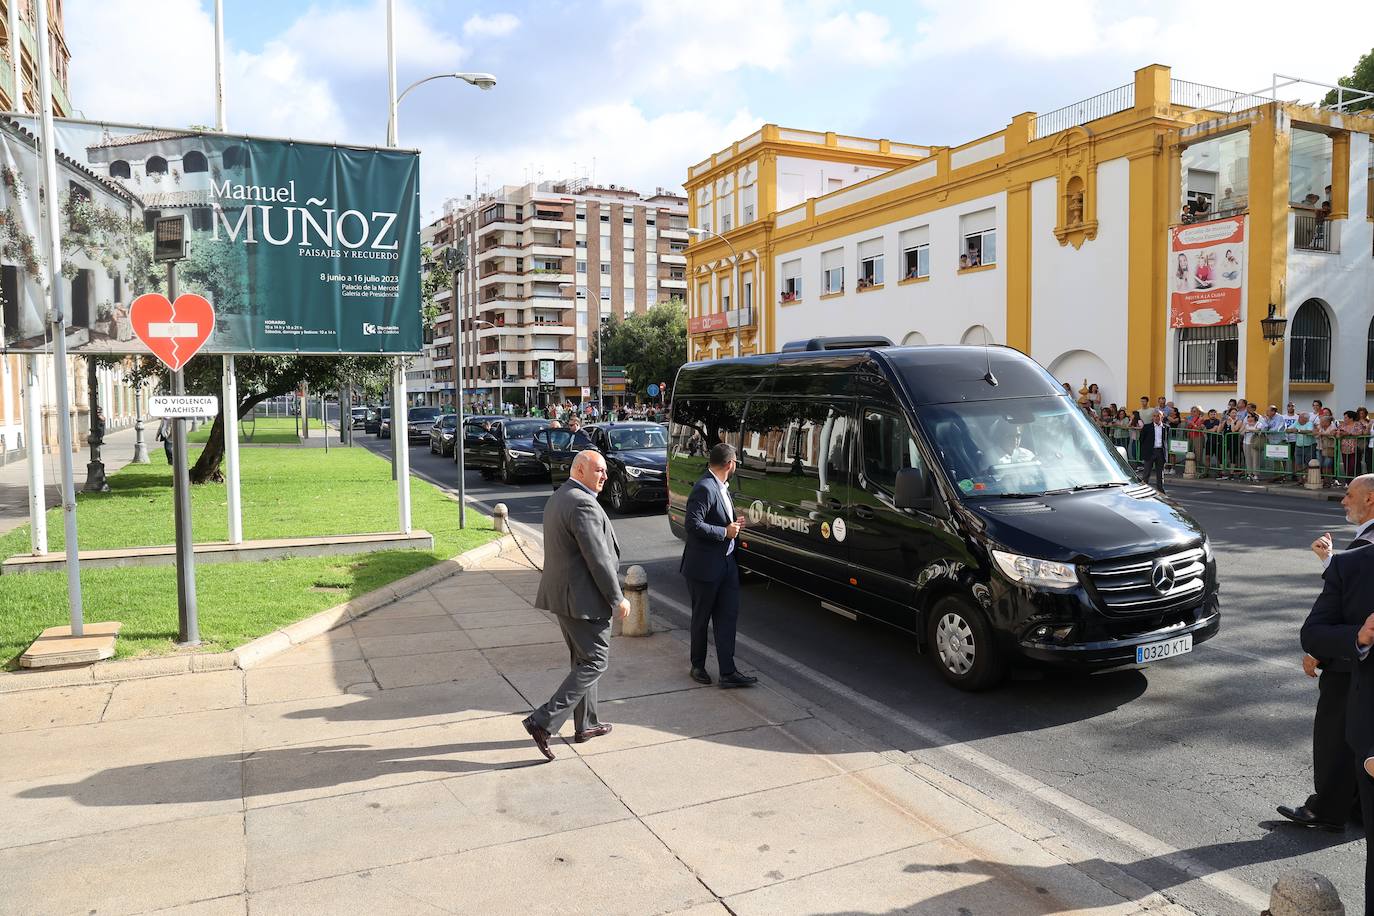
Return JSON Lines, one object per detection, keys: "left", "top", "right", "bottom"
{"left": 666, "top": 338, "right": 1219, "bottom": 691}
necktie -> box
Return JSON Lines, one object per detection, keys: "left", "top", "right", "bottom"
{"left": 1347, "top": 536, "right": 1370, "bottom": 551}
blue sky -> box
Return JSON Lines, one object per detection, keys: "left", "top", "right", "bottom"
{"left": 65, "top": 1, "right": 1374, "bottom": 221}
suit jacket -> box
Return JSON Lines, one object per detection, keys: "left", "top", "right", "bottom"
{"left": 1312, "top": 538, "right": 1373, "bottom": 674}
{"left": 536, "top": 479, "right": 623, "bottom": 620}
{"left": 1301, "top": 544, "right": 1374, "bottom": 752}
{"left": 680, "top": 472, "right": 736, "bottom": 582}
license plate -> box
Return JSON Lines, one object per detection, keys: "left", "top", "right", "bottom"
{"left": 1136, "top": 634, "right": 1192, "bottom": 664}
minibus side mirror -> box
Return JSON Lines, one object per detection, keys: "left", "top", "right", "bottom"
{"left": 894, "top": 467, "right": 932, "bottom": 510}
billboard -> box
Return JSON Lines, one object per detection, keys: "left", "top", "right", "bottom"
{"left": 0, "top": 114, "right": 422, "bottom": 355}
{"left": 1168, "top": 216, "right": 1244, "bottom": 328}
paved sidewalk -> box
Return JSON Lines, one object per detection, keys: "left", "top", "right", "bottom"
{"left": 0, "top": 546, "right": 1198, "bottom": 915}
{"left": 0, "top": 425, "right": 149, "bottom": 538}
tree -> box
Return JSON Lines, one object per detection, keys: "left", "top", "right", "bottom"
{"left": 599, "top": 298, "right": 687, "bottom": 401}
{"left": 1323, "top": 48, "right": 1374, "bottom": 112}
{"left": 126, "top": 353, "right": 394, "bottom": 483}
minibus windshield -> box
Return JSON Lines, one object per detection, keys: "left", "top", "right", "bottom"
{"left": 917, "top": 397, "right": 1133, "bottom": 498}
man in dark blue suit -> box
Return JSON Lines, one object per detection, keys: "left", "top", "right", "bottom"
{"left": 680, "top": 443, "right": 757, "bottom": 688}
{"left": 1300, "top": 474, "right": 1374, "bottom": 913}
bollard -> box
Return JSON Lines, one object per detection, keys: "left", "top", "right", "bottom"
{"left": 491, "top": 502, "right": 508, "bottom": 534}
{"left": 1305, "top": 459, "right": 1323, "bottom": 491}
{"left": 1183, "top": 450, "right": 1197, "bottom": 479}
{"left": 1263, "top": 869, "right": 1343, "bottom": 916}
{"left": 614, "top": 565, "right": 650, "bottom": 637}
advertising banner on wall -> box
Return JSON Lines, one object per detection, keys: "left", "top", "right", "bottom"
{"left": 0, "top": 115, "right": 422, "bottom": 355}
{"left": 1168, "top": 216, "right": 1245, "bottom": 328}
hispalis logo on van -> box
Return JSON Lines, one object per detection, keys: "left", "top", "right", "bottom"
{"left": 749, "top": 499, "right": 812, "bottom": 534}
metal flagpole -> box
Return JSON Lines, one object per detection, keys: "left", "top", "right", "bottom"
{"left": 35, "top": 0, "right": 82, "bottom": 633}
{"left": 213, "top": 0, "right": 243, "bottom": 545}
{"left": 385, "top": 0, "right": 411, "bottom": 531}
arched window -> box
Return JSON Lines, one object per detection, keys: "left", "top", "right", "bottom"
{"left": 146, "top": 156, "right": 168, "bottom": 176}
{"left": 109, "top": 160, "right": 131, "bottom": 179}
{"left": 182, "top": 150, "right": 208, "bottom": 173}
{"left": 1289, "top": 299, "right": 1331, "bottom": 383}
{"left": 1366, "top": 316, "right": 1374, "bottom": 384}
{"left": 222, "top": 145, "right": 244, "bottom": 169}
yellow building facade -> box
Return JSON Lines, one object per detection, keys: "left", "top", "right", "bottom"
{"left": 685, "top": 65, "right": 1374, "bottom": 414}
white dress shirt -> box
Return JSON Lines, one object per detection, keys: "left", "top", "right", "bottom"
{"left": 713, "top": 472, "right": 736, "bottom": 556}
{"left": 1151, "top": 420, "right": 1167, "bottom": 449}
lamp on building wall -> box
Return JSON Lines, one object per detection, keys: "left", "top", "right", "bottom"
{"left": 1261, "top": 304, "right": 1287, "bottom": 345}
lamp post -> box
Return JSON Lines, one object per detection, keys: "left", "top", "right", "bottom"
{"left": 686, "top": 227, "right": 742, "bottom": 357}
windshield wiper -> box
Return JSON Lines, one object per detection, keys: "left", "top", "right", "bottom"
{"left": 1069, "top": 482, "right": 1126, "bottom": 492}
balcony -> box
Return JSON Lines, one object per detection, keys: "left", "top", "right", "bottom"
{"left": 660, "top": 253, "right": 686, "bottom": 265}
{"left": 1294, "top": 212, "right": 1338, "bottom": 253}
{"left": 660, "top": 278, "right": 687, "bottom": 290}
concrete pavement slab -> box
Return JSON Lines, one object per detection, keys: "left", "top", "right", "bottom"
{"left": 464, "top": 621, "right": 565, "bottom": 649}
{"left": 506, "top": 653, "right": 747, "bottom": 709}
{"left": 254, "top": 633, "right": 364, "bottom": 669}
{"left": 478, "top": 641, "right": 570, "bottom": 673}
{"left": 360, "top": 818, "right": 714, "bottom": 916}
{"left": 0, "top": 812, "right": 246, "bottom": 916}
{"left": 245, "top": 757, "right": 629, "bottom": 891}
{"left": 646, "top": 770, "right": 944, "bottom": 896}
{"left": 246, "top": 874, "right": 453, "bottom": 915}
{"left": 449, "top": 607, "right": 552, "bottom": 629}
{"left": 242, "top": 678, "right": 527, "bottom": 751}
{"left": 145, "top": 895, "right": 247, "bottom": 915}
{"left": 0, "top": 707, "right": 244, "bottom": 782}
{"left": 367, "top": 649, "right": 499, "bottom": 690}
{"left": 582, "top": 718, "right": 884, "bottom": 816}
{"left": 356, "top": 629, "right": 477, "bottom": 658}
{"left": 349, "top": 614, "right": 459, "bottom": 638}
{"left": 354, "top": 591, "right": 450, "bottom": 620}
{"left": 241, "top": 713, "right": 544, "bottom": 809}
{"left": 244, "top": 659, "right": 376, "bottom": 705}
{"left": 562, "top": 684, "right": 797, "bottom": 757}
{"left": 102, "top": 670, "right": 245, "bottom": 721}
{"left": 0, "top": 683, "right": 112, "bottom": 732}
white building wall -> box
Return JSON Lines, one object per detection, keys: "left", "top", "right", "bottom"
{"left": 775, "top": 156, "right": 890, "bottom": 211}
{"left": 1284, "top": 130, "right": 1374, "bottom": 412}
{"left": 1031, "top": 157, "right": 1132, "bottom": 407}
{"left": 773, "top": 191, "right": 1007, "bottom": 348}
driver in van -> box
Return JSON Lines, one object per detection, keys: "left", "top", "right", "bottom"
{"left": 996, "top": 426, "right": 1036, "bottom": 465}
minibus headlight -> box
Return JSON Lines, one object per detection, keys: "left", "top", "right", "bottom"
{"left": 990, "top": 549, "right": 1078, "bottom": 591}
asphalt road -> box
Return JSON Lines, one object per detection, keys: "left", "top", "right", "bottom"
{"left": 361, "top": 428, "right": 1364, "bottom": 913}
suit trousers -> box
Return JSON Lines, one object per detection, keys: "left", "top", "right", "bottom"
{"left": 1305, "top": 669, "right": 1358, "bottom": 822}
{"left": 1359, "top": 767, "right": 1374, "bottom": 916}
{"left": 1141, "top": 446, "right": 1167, "bottom": 490}
{"left": 531, "top": 615, "right": 610, "bottom": 735}
{"left": 687, "top": 554, "right": 740, "bottom": 675}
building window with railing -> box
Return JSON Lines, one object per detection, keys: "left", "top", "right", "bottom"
{"left": 1289, "top": 299, "right": 1332, "bottom": 383}
{"left": 959, "top": 210, "right": 995, "bottom": 269}
{"left": 1180, "top": 131, "right": 1249, "bottom": 223}
{"left": 857, "top": 238, "right": 883, "bottom": 289}
{"left": 899, "top": 225, "right": 930, "bottom": 280}
{"left": 1290, "top": 128, "right": 1333, "bottom": 210}
{"left": 781, "top": 259, "right": 802, "bottom": 302}
{"left": 821, "top": 248, "right": 844, "bottom": 294}
{"left": 1176, "top": 325, "right": 1238, "bottom": 384}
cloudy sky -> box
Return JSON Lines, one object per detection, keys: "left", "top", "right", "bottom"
{"left": 66, "top": 1, "right": 1373, "bottom": 221}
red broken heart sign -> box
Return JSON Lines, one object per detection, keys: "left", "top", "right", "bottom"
{"left": 129, "top": 294, "right": 216, "bottom": 371}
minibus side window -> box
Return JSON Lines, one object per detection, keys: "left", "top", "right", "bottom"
{"left": 860, "top": 408, "right": 924, "bottom": 494}
{"left": 742, "top": 399, "right": 850, "bottom": 508}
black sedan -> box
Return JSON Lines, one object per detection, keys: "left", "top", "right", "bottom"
{"left": 538, "top": 421, "right": 667, "bottom": 512}
{"left": 366, "top": 407, "right": 389, "bottom": 435}
{"left": 464, "top": 417, "right": 551, "bottom": 483}
{"left": 405, "top": 406, "right": 443, "bottom": 442}
{"left": 429, "top": 414, "right": 459, "bottom": 456}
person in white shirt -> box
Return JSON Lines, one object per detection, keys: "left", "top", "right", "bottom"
{"left": 1141, "top": 411, "right": 1169, "bottom": 491}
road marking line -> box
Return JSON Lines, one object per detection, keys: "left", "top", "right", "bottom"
{"left": 648, "top": 586, "right": 1271, "bottom": 912}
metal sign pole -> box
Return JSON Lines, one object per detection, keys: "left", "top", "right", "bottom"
{"left": 452, "top": 270, "right": 466, "bottom": 529}
{"left": 322, "top": 391, "right": 329, "bottom": 454}
{"left": 395, "top": 359, "right": 411, "bottom": 533}
{"left": 23, "top": 356, "right": 47, "bottom": 554}
{"left": 167, "top": 263, "right": 199, "bottom": 645}
{"left": 223, "top": 356, "right": 242, "bottom": 544}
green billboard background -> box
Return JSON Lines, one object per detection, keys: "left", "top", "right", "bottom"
{"left": 0, "top": 115, "right": 422, "bottom": 355}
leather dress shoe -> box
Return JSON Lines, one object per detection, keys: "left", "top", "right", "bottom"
{"left": 1276, "top": 804, "right": 1343, "bottom": 831}
{"left": 689, "top": 667, "right": 712, "bottom": 685}
{"left": 718, "top": 671, "right": 758, "bottom": 688}
{"left": 574, "top": 724, "right": 613, "bottom": 743}
{"left": 522, "top": 716, "right": 555, "bottom": 761}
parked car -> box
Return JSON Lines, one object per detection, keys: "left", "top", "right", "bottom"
{"left": 406, "top": 406, "right": 442, "bottom": 442}
{"left": 350, "top": 407, "right": 369, "bottom": 429}
{"left": 464, "top": 417, "right": 551, "bottom": 483}
{"left": 375, "top": 407, "right": 393, "bottom": 438}
{"left": 667, "top": 336, "right": 1219, "bottom": 691}
{"left": 537, "top": 421, "right": 667, "bottom": 512}
{"left": 429, "top": 414, "right": 459, "bottom": 456}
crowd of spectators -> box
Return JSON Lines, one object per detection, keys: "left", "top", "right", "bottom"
{"left": 465, "top": 398, "right": 666, "bottom": 424}
{"left": 1065, "top": 381, "right": 1374, "bottom": 487}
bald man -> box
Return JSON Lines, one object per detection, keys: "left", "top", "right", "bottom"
{"left": 523, "top": 449, "right": 630, "bottom": 760}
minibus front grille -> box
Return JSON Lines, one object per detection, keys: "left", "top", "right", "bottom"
{"left": 1086, "top": 546, "right": 1207, "bottom": 616}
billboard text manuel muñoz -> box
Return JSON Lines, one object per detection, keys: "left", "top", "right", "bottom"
{"left": 0, "top": 114, "right": 422, "bottom": 355}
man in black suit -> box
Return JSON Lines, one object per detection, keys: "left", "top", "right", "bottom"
{"left": 1141, "top": 410, "right": 1169, "bottom": 492}
{"left": 1278, "top": 483, "right": 1374, "bottom": 830}
{"left": 680, "top": 443, "right": 757, "bottom": 688}
{"left": 1300, "top": 474, "right": 1374, "bottom": 912}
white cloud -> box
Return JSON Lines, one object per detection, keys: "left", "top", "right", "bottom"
{"left": 463, "top": 13, "right": 520, "bottom": 39}
{"left": 277, "top": 1, "right": 466, "bottom": 77}
{"left": 810, "top": 11, "right": 902, "bottom": 66}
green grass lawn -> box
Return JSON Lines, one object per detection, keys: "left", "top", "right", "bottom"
{"left": 0, "top": 447, "right": 500, "bottom": 667}
{"left": 187, "top": 415, "right": 300, "bottom": 445}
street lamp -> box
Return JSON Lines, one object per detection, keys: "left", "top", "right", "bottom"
{"left": 686, "top": 227, "right": 742, "bottom": 358}
{"left": 388, "top": 71, "right": 496, "bottom": 146}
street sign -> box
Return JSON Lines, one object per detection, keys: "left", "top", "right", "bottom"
{"left": 647, "top": 383, "right": 659, "bottom": 397}
{"left": 130, "top": 293, "right": 216, "bottom": 371}
{"left": 153, "top": 215, "right": 188, "bottom": 263}
{"left": 539, "top": 360, "right": 555, "bottom": 384}
{"left": 149, "top": 395, "right": 220, "bottom": 418}
{"left": 603, "top": 365, "right": 626, "bottom": 379}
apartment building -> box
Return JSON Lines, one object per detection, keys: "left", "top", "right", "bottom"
{"left": 685, "top": 64, "right": 1374, "bottom": 413}
{"left": 424, "top": 179, "right": 688, "bottom": 410}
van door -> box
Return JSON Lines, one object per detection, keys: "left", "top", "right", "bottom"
{"left": 735, "top": 397, "right": 855, "bottom": 603}
{"left": 843, "top": 405, "right": 942, "bottom": 627}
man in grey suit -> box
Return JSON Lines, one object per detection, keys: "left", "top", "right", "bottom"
{"left": 523, "top": 449, "right": 629, "bottom": 760}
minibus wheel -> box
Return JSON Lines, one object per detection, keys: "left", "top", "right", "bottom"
{"left": 927, "top": 596, "right": 1004, "bottom": 691}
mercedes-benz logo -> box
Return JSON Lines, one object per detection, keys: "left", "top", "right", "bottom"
{"left": 1151, "top": 560, "right": 1177, "bottom": 594}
